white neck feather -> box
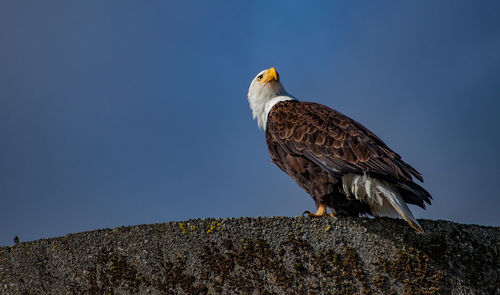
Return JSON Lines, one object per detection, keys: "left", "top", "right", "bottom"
{"left": 250, "top": 95, "right": 294, "bottom": 129}
{"left": 248, "top": 78, "right": 294, "bottom": 130}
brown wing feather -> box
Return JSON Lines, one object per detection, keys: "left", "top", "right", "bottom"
{"left": 266, "top": 101, "right": 423, "bottom": 183}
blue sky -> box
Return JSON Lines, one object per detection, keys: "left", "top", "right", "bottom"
{"left": 1, "top": 1, "right": 499, "bottom": 246}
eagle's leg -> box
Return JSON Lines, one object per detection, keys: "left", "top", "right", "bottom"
{"left": 303, "top": 204, "right": 327, "bottom": 218}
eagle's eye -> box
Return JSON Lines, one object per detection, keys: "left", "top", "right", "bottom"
{"left": 257, "top": 74, "right": 263, "bottom": 82}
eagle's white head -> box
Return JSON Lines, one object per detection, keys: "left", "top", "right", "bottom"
{"left": 248, "top": 67, "right": 294, "bottom": 129}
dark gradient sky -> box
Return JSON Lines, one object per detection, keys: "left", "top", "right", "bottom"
{"left": 1, "top": 1, "right": 499, "bottom": 246}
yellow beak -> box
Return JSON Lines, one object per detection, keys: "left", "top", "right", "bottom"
{"left": 262, "top": 67, "right": 279, "bottom": 83}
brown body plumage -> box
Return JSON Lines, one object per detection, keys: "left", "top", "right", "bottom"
{"left": 266, "top": 101, "right": 431, "bottom": 217}
{"left": 248, "top": 67, "right": 432, "bottom": 233}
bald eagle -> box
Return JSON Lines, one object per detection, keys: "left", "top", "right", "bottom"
{"left": 247, "top": 67, "right": 432, "bottom": 233}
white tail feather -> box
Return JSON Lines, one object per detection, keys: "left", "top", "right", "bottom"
{"left": 342, "top": 173, "right": 424, "bottom": 234}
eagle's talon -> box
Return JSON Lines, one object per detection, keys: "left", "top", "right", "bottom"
{"left": 303, "top": 204, "right": 328, "bottom": 217}
{"left": 303, "top": 210, "right": 321, "bottom": 218}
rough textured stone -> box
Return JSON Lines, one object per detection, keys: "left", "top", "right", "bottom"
{"left": 0, "top": 217, "right": 499, "bottom": 294}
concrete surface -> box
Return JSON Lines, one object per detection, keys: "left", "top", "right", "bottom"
{"left": 0, "top": 217, "right": 499, "bottom": 294}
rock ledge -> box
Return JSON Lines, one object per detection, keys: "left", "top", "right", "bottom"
{"left": 0, "top": 217, "right": 499, "bottom": 294}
